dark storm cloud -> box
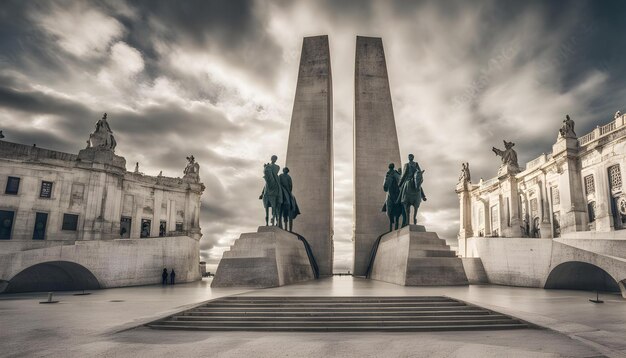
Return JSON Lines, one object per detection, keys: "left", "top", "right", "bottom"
{"left": 2, "top": 0, "right": 626, "bottom": 271}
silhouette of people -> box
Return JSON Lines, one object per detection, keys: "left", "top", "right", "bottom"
{"left": 162, "top": 268, "right": 168, "bottom": 286}
{"left": 170, "top": 269, "right": 176, "bottom": 285}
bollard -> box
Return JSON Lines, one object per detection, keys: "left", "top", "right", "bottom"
{"left": 39, "top": 291, "right": 59, "bottom": 304}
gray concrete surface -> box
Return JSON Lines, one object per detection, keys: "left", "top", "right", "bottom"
{"left": 371, "top": 225, "right": 468, "bottom": 286}
{"left": 285, "top": 35, "right": 334, "bottom": 277}
{"left": 353, "top": 36, "right": 402, "bottom": 277}
{"left": 211, "top": 226, "right": 314, "bottom": 287}
{"left": 1, "top": 277, "right": 625, "bottom": 357}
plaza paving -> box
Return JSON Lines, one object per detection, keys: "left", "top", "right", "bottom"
{"left": 1, "top": 277, "right": 625, "bottom": 357}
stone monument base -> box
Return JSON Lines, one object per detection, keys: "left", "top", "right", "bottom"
{"left": 370, "top": 225, "right": 469, "bottom": 286}
{"left": 211, "top": 226, "right": 315, "bottom": 288}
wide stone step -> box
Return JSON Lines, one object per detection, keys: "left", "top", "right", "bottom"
{"left": 147, "top": 323, "right": 528, "bottom": 332}
{"left": 182, "top": 310, "right": 492, "bottom": 317}
{"left": 202, "top": 302, "right": 466, "bottom": 308}
{"left": 156, "top": 318, "right": 519, "bottom": 327}
{"left": 174, "top": 314, "right": 509, "bottom": 321}
{"left": 408, "top": 249, "right": 457, "bottom": 258}
{"left": 218, "top": 296, "right": 452, "bottom": 302}
{"left": 146, "top": 296, "right": 527, "bottom": 332}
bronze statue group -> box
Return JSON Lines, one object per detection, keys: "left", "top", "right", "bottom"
{"left": 260, "top": 153, "right": 427, "bottom": 234}
{"left": 259, "top": 155, "right": 300, "bottom": 231}
{"left": 383, "top": 154, "right": 427, "bottom": 231}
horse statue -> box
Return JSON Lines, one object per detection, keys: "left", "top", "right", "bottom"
{"left": 382, "top": 163, "right": 402, "bottom": 231}
{"left": 397, "top": 155, "right": 427, "bottom": 227}
{"left": 259, "top": 162, "right": 283, "bottom": 226}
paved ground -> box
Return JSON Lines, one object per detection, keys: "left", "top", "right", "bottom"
{"left": 0, "top": 277, "right": 624, "bottom": 357}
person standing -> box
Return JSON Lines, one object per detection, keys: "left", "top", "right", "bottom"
{"left": 161, "top": 268, "right": 168, "bottom": 286}
{"left": 170, "top": 269, "right": 176, "bottom": 285}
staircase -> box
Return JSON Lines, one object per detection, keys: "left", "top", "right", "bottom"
{"left": 147, "top": 296, "right": 528, "bottom": 331}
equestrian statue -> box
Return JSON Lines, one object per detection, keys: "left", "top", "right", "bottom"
{"left": 396, "top": 154, "right": 427, "bottom": 227}
{"left": 259, "top": 155, "right": 283, "bottom": 227}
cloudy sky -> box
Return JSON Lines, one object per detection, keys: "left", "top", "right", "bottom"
{"left": 1, "top": 0, "right": 626, "bottom": 272}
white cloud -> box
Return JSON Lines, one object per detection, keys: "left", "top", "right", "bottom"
{"left": 33, "top": 2, "right": 124, "bottom": 57}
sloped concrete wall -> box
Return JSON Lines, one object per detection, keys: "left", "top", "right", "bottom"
{"left": 0, "top": 236, "right": 200, "bottom": 292}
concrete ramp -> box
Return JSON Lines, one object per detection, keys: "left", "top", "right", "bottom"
{"left": 370, "top": 225, "right": 469, "bottom": 286}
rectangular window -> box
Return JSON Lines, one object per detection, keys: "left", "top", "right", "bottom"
{"left": 40, "top": 181, "right": 53, "bottom": 198}
{"left": 175, "top": 222, "right": 183, "bottom": 232}
{"left": 584, "top": 175, "right": 595, "bottom": 195}
{"left": 0, "top": 210, "right": 15, "bottom": 240}
{"left": 120, "top": 217, "right": 131, "bottom": 238}
{"left": 551, "top": 186, "right": 560, "bottom": 206}
{"left": 33, "top": 212, "right": 48, "bottom": 240}
{"left": 61, "top": 214, "right": 79, "bottom": 231}
{"left": 140, "top": 219, "right": 151, "bottom": 238}
{"left": 159, "top": 220, "right": 167, "bottom": 237}
{"left": 588, "top": 201, "right": 596, "bottom": 223}
{"left": 609, "top": 165, "right": 622, "bottom": 191}
{"left": 5, "top": 176, "right": 20, "bottom": 195}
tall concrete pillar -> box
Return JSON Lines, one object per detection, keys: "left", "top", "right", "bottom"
{"left": 353, "top": 36, "right": 402, "bottom": 276}
{"left": 285, "top": 35, "right": 334, "bottom": 276}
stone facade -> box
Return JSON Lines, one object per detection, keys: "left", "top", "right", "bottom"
{"left": 457, "top": 113, "right": 626, "bottom": 244}
{"left": 456, "top": 113, "right": 626, "bottom": 297}
{"left": 0, "top": 117, "right": 204, "bottom": 292}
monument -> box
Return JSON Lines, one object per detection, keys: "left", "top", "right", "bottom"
{"left": 285, "top": 35, "right": 334, "bottom": 276}
{"left": 353, "top": 36, "right": 402, "bottom": 276}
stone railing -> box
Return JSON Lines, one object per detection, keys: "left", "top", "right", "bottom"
{"left": 579, "top": 114, "right": 624, "bottom": 146}
{"left": 480, "top": 177, "right": 498, "bottom": 188}
{"left": 525, "top": 152, "right": 552, "bottom": 171}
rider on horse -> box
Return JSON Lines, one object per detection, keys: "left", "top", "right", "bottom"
{"left": 397, "top": 154, "right": 427, "bottom": 227}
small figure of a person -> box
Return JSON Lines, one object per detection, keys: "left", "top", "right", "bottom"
{"left": 161, "top": 268, "right": 168, "bottom": 286}
{"left": 170, "top": 269, "right": 176, "bottom": 285}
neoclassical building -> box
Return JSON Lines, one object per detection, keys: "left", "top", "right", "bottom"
{"left": 0, "top": 114, "right": 205, "bottom": 293}
{"left": 457, "top": 113, "right": 626, "bottom": 241}
{"left": 456, "top": 113, "right": 626, "bottom": 296}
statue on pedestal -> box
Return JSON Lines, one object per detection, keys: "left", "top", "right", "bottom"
{"left": 492, "top": 140, "right": 520, "bottom": 173}
{"left": 396, "top": 154, "right": 427, "bottom": 227}
{"left": 87, "top": 113, "right": 117, "bottom": 151}
{"left": 458, "top": 162, "right": 471, "bottom": 184}
{"left": 259, "top": 155, "right": 283, "bottom": 227}
{"left": 183, "top": 155, "right": 200, "bottom": 182}
{"left": 558, "top": 114, "right": 576, "bottom": 138}
{"left": 279, "top": 167, "right": 300, "bottom": 232}
{"left": 382, "top": 163, "right": 402, "bottom": 231}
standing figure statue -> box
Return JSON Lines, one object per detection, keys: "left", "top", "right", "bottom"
{"left": 88, "top": 113, "right": 117, "bottom": 151}
{"left": 183, "top": 155, "right": 200, "bottom": 182}
{"left": 279, "top": 167, "right": 300, "bottom": 232}
{"left": 259, "top": 155, "right": 283, "bottom": 227}
{"left": 458, "top": 162, "right": 471, "bottom": 184}
{"left": 397, "top": 154, "right": 427, "bottom": 227}
{"left": 382, "top": 163, "right": 402, "bottom": 231}
{"left": 558, "top": 114, "right": 576, "bottom": 138}
{"left": 492, "top": 140, "right": 520, "bottom": 171}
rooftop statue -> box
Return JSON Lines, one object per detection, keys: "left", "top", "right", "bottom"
{"left": 0, "top": 130, "right": 4, "bottom": 139}
{"left": 396, "top": 154, "right": 427, "bottom": 227}
{"left": 87, "top": 113, "right": 117, "bottom": 151}
{"left": 559, "top": 114, "right": 576, "bottom": 138}
{"left": 615, "top": 111, "right": 622, "bottom": 119}
{"left": 183, "top": 155, "right": 200, "bottom": 182}
{"left": 259, "top": 155, "right": 283, "bottom": 227}
{"left": 279, "top": 167, "right": 300, "bottom": 232}
{"left": 492, "top": 140, "right": 520, "bottom": 172}
{"left": 382, "top": 163, "right": 402, "bottom": 231}
{"left": 458, "top": 162, "right": 471, "bottom": 184}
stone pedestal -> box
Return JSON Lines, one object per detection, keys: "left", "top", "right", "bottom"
{"left": 211, "top": 226, "right": 315, "bottom": 288}
{"left": 552, "top": 137, "right": 587, "bottom": 234}
{"left": 370, "top": 225, "right": 469, "bottom": 286}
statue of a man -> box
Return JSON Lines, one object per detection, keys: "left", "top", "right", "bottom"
{"left": 615, "top": 111, "right": 622, "bottom": 119}
{"left": 398, "top": 154, "right": 421, "bottom": 194}
{"left": 88, "top": 113, "right": 116, "bottom": 150}
{"left": 492, "top": 140, "right": 520, "bottom": 170}
{"left": 183, "top": 155, "right": 200, "bottom": 182}
{"left": 558, "top": 114, "right": 576, "bottom": 138}
{"left": 279, "top": 167, "right": 300, "bottom": 232}
{"left": 458, "top": 162, "right": 471, "bottom": 183}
